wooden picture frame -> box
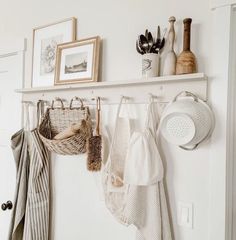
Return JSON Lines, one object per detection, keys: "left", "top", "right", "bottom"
{"left": 54, "top": 36, "right": 100, "bottom": 85}
{"left": 32, "top": 17, "right": 77, "bottom": 87}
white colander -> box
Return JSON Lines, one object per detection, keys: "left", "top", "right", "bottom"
{"left": 160, "top": 91, "right": 215, "bottom": 150}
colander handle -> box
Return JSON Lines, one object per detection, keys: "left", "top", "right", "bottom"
{"left": 179, "top": 143, "right": 199, "bottom": 151}
{"left": 179, "top": 127, "right": 212, "bottom": 151}
{"left": 173, "top": 91, "right": 198, "bottom": 102}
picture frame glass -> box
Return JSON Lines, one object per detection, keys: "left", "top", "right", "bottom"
{"left": 32, "top": 18, "right": 76, "bottom": 87}
{"left": 54, "top": 37, "right": 100, "bottom": 85}
{"left": 59, "top": 43, "right": 94, "bottom": 81}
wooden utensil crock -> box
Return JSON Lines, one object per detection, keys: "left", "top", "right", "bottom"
{"left": 176, "top": 18, "right": 197, "bottom": 74}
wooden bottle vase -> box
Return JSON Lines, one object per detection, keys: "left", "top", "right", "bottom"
{"left": 176, "top": 18, "right": 197, "bottom": 75}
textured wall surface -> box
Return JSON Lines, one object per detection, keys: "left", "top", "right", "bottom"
{"left": 0, "top": 1, "right": 216, "bottom": 239}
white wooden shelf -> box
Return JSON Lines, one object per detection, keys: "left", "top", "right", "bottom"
{"left": 16, "top": 73, "right": 207, "bottom": 93}
{"left": 17, "top": 73, "right": 208, "bottom": 104}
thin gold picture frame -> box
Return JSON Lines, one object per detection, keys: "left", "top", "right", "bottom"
{"left": 31, "top": 17, "right": 77, "bottom": 87}
{"left": 54, "top": 36, "right": 101, "bottom": 85}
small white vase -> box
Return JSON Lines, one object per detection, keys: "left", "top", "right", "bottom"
{"left": 142, "top": 53, "right": 160, "bottom": 78}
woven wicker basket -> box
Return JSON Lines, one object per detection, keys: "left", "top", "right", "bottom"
{"left": 38, "top": 98, "right": 92, "bottom": 155}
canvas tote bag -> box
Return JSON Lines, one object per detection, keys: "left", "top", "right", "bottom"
{"left": 102, "top": 97, "right": 132, "bottom": 225}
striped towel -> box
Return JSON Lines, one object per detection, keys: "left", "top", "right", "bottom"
{"left": 9, "top": 129, "right": 50, "bottom": 240}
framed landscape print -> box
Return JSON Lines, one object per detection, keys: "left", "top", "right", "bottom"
{"left": 32, "top": 17, "right": 76, "bottom": 87}
{"left": 54, "top": 36, "right": 100, "bottom": 85}
{"left": 55, "top": 36, "right": 100, "bottom": 85}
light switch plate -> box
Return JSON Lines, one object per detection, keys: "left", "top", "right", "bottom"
{"left": 177, "top": 201, "right": 193, "bottom": 229}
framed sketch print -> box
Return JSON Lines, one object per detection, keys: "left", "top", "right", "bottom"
{"left": 32, "top": 17, "right": 76, "bottom": 87}
{"left": 54, "top": 36, "right": 100, "bottom": 85}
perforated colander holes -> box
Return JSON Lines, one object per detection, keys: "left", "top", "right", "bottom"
{"left": 166, "top": 117, "right": 194, "bottom": 139}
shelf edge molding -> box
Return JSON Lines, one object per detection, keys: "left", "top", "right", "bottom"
{"left": 16, "top": 73, "right": 207, "bottom": 94}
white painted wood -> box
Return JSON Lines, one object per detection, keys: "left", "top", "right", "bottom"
{"left": 16, "top": 73, "right": 208, "bottom": 106}
{"left": 16, "top": 73, "right": 207, "bottom": 93}
{"left": 0, "top": 37, "right": 26, "bottom": 56}
{"left": 211, "top": 0, "right": 236, "bottom": 9}
{"left": 0, "top": 45, "right": 24, "bottom": 240}
{"left": 0, "top": 0, "right": 214, "bottom": 239}
{"left": 208, "top": 5, "right": 232, "bottom": 240}
{"left": 226, "top": 7, "right": 236, "bottom": 240}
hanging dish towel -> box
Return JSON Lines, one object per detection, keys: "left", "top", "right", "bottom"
{"left": 23, "top": 129, "right": 50, "bottom": 240}
{"left": 8, "top": 129, "right": 29, "bottom": 240}
{"left": 123, "top": 101, "right": 172, "bottom": 240}
{"left": 9, "top": 101, "right": 50, "bottom": 240}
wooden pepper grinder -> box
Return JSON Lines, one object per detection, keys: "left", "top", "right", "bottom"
{"left": 163, "top": 16, "right": 177, "bottom": 75}
{"left": 176, "top": 18, "right": 197, "bottom": 74}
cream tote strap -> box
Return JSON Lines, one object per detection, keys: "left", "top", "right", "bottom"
{"left": 104, "top": 96, "right": 129, "bottom": 169}
{"left": 147, "top": 100, "right": 162, "bottom": 144}
{"left": 110, "top": 96, "right": 126, "bottom": 149}
{"left": 37, "top": 100, "right": 45, "bottom": 127}
{"left": 23, "top": 103, "right": 31, "bottom": 131}
{"left": 103, "top": 97, "right": 125, "bottom": 168}
{"left": 145, "top": 99, "right": 160, "bottom": 133}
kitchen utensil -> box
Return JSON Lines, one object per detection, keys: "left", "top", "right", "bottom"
{"left": 176, "top": 18, "right": 197, "bottom": 74}
{"left": 147, "top": 32, "right": 154, "bottom": 53}
{"left": 140, "top": 34, "right": 149, "bottom": 53}
{"left": 153, "top": 27, "right": 166, "bottom": 54}
{"left": 136, "top": 40, "right": 144, "bottom": 54}
{"left": 136, "top": 27, "right": 166, "bottom": 55}
{"left": 138, "top": 35, "right": 146, "bottom": 53}
{"left": 53, "top": 121, "right": 86, "bottom": 140}
{"left": 145, "top": 29, "right": 149, "bottom": 39}
{"left": 87, "top": 97, "right": 102, "bottom": 171}
{"left": 163, "top": 16, "right": 177, "bottom": 75}
{"left": 160, "top": 91, "right": 215, "bottom": 150}
{"left": 157, "top": 25, "right": 161, "bottom": 43}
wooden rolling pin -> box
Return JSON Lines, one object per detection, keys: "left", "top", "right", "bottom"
{"left": 53, "top": 121, "right": 86, "bottom": 140}
{"left": 176, "top": 18, "right": 197, "bottom": 74}
{"left": 163, "top": 16, "right": 177, "bottom": 75}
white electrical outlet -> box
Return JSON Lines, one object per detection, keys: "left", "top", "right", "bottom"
{"left": 177, "top": 201, "right": 193, "bottom": 229}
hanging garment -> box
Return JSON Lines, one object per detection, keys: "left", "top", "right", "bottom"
{"left": 23, "top": 129, "right": 50, "bottom": 240}
{"left": 123, "top": 101, "right": 172, "bottom": 240}
{"left": 103, "top": 99, "right": 172, "bottom": 240}
{"left": 9, "top": 102, "right": 50, "bottom": 240}
{"left": 123, "top": 102, "right": 164, "bottom": 185}
{"left": 102, "top": 97, "right": 131, "bottom": 224}
{"left": 8, "top": 130, "right": 30, "bottom": 240}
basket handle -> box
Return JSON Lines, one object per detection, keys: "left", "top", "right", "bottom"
{"left": 69, "top": 97, "right": 84, "bottom": 109}
{"left": 173, "top": 91, "right": 198, "bottom": 102}
{"left": 51, "top": 98, "right": 65, "bottom": 109}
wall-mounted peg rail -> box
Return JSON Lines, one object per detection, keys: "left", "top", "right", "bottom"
{"left": 16, "top": 73, "right": 207, "bottom": 105}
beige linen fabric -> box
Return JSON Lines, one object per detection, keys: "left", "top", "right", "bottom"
{"left": 103, "top": 100, "right": 172, "bottom": 240}
{"left": 9, "top": 102, "right": 50, "bottom": 240}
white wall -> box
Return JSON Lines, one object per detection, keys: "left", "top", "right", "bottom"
{"left": 211, "top": 0, "right": 236, "bottom": 9}
{"left": 232, "top": 8, "right": 236, "bottom": 239}
{"left": 0, "top": 0, "right": 220, "bottom": 240}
